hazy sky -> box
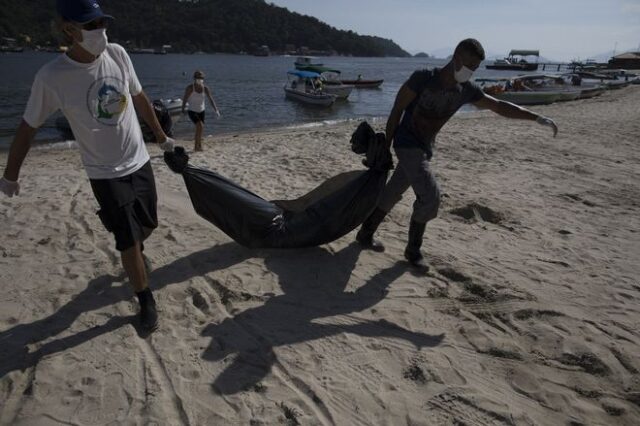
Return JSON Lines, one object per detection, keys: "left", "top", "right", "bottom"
{"left": 268, "top": 0, "right": 640, "bottom": 61}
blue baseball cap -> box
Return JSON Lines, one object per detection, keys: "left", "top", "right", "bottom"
{"left": 56, "top": 0, "right": 114, "bottom": 24}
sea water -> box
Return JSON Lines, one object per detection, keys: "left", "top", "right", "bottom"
{"left": 0, "top": 52, "right": 538, "bottom": 150}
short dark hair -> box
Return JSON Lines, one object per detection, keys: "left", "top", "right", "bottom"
{"left": 455, "top": 38, "right": 485, "bottom": 61}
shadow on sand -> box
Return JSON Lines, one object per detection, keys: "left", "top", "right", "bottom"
{"left": 202, "top": 242, "right": 444, "bottom": 394}
{"left": 0, "top": 242, "right": 444, "bottom": 395}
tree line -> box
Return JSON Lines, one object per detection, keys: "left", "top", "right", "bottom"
{"left": 0, "top": 0, "right": 410, "bottom": 57}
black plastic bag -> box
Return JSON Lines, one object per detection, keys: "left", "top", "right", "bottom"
{"left": 164, "top": 122, "right": 391, "bottom": 248}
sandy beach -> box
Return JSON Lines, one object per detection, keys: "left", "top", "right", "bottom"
{"left": 1, "top": 86, "right": 639, "bottom": 425}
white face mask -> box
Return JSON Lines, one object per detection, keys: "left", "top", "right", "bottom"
{"left": 79, "top": 28, "right": 108, "bottom": 56}
{"left": 195, "top": 79, "right": 204, "bottom": 85}
{"left": 454, "top": 65, "right": 474, "bottom": 83}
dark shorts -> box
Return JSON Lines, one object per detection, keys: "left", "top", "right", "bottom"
{"left": 90, "top": 161, "right": 158, "bottom": 252}
{"left": 188, "top": 110, "right": 205, "bottom": 124}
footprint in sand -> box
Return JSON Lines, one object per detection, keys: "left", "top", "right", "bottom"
{"left": 449, "top": 202, "right": 505, "bottom": 225}
{"left": 190, "top": 289, "right": 210, "bottom": 314}
{"left": 556, "top": 352, "right": 611, "bottom": 376}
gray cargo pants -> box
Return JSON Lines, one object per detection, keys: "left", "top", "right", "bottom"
{"left": 377, "top": 147, "right": 440, "bottom": 224}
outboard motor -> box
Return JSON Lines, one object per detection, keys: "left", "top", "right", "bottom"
{"left": 153, "top": 100, "right": 173, "bottom": 137}
{"left": 142, "top": 100, "right": 174, "bottom": 142}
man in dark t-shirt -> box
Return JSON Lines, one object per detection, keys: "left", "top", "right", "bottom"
{"left": 356, "top": 38, "right": 558, "bottom": 270}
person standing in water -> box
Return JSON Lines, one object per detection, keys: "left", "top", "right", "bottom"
{"left": 355, "top": 38, "right": 558, "bottom": 271}
{"left": 182, "top": 70, "right": 220, "bottom": 152}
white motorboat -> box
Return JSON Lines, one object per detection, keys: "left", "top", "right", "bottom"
{"left": 557, "top": 74, "right": 607, "bottom": 99}
{"left": 476, "top": 76, "right": 584, "bottom": 105}
{"left": 295, "top": 65, "right": 354, "bottom": 100}
{"left": 485, "top": 50, "right": 540, "bottom": 71}
{"left": 284, "top": 71, "right": 336, "bottom": 106}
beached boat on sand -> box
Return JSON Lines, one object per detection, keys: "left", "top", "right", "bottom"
{"left": 476, "top": 75, "right": 592, "bottom": 105}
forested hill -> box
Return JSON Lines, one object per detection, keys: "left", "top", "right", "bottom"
{"left": 0, "top": 0, "right": 410, "bottom": 57}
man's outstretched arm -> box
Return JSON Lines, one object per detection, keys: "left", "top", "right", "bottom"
{"left": 473, "top": 93, "right": 558, "bottom": 137}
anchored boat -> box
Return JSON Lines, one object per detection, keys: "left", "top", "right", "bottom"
{"left": 284, "top": 70, "right": 337, "bottom": 107}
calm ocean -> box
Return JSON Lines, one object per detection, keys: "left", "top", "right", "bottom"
{"left": 0, "top": 52, "right": 535, "bottom": 150}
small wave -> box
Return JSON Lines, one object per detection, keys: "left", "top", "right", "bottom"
{"left": 284, "top": 115, "right": 387, "bottom": 130}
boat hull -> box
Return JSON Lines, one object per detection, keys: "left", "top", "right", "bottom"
{"left": 340, "top": 79, "right": 384, "bottom": 89}
{"left": 493, "top": 91, "right": 561, "bottom": 105}
{"left": 578, "top": 86, "right": 605, "bottom": 99}
{"left": 284, "top": 88, "right": 336, "bottom": 106}
{"left": 486, "top": 63, "right": 539, "bottom": 71}
{"left": 322, "top": 84, "right": 354, "bottom": 99}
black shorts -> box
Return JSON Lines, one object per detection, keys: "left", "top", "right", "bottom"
{"left": 188, "top": 110, "right": 205, "bottom": 124}
{"left": 90, "top": 161, "right": 158, "bottom": 252}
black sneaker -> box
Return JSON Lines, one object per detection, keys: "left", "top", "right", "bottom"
{"left": 356, "top": 231, "right": 386, "bottom": 252}
{"left": 137, "top": 289, "right": 159, "bottom": 332}
{"left": 140, "top": 302, "right": 158, "bottom": 331}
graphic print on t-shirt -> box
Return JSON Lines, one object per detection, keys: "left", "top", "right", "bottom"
{"left": 86, "top": 77, "right": 128, "bottom": 126}
{"left": 415, "top": 87, "right": 464, "bottom": 120}
{"left": 410, "top": 87, "right": 463, "bottom": 141}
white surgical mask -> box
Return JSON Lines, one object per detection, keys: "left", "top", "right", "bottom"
{"left": 454, "top": 65, "right": 474, "bottom": 83}
{"left": 79, "top": 28, "right": 108, "bottom": 56}
{"left": 195, "top": 78, "right": 204, "bottom": 85}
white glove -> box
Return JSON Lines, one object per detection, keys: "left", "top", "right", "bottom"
{"left": 159, "top": 137, "right": 175, "bottom": 152}
{"left": 0, "top": 177, "right": 20, "bottom": 197}
{"left": 215, "top": 110, "right": 221, "bottom": 118}
{"left": 536, "top": 116, "right": 558, "bottom": 137}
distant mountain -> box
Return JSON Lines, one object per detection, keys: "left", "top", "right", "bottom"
{"left": 0, "top": 0, "right": 410, "bottom": 57}
{"left": 428, "top": 47, "right": 455, "bottom": 59}
{"left": 587, "top": 48, "right": 637, "bottom": 63}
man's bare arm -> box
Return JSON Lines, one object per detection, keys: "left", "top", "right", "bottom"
{"left": 473, "top": 93, "right": 558, "bottom": 136}
{"left": 3, "top": 120, "right": 38, "bottom": 181}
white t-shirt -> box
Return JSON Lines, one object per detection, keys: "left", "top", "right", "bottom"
{"left": 23, "top": 43, "right": 150, "bottom": 179}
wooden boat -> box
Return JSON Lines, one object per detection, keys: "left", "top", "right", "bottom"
{"left": 339, "top": 78, "right": 384, "bottom": 89}
{"left": 284, "top": 71, "right": 336, "bottom": 106}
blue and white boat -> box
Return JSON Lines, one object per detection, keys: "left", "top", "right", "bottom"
{"left": 284, "top": 71, "right": 336, "bottom": 107}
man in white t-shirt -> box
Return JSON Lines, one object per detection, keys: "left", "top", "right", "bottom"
{"left": 0, "top": 0, "right": 175, "bottom": 332}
